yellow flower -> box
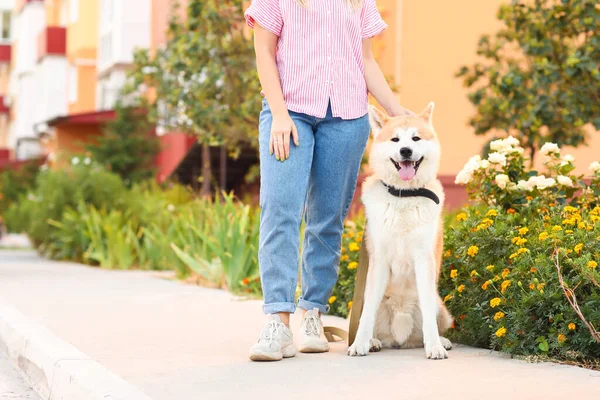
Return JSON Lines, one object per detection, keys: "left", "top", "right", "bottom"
{"left": 443, "top": 249, "right": 452, "bottom": 258}
{"left": 486, "top": 209, "right": 498, "bottom": 217}
{"left": 516, "top": 238, "right": 528, "bottom": 246}
{"left": 348, "top": 242, "right": 360, "bottom": 252}
{"left": 574, "top": 243, "right": 583, "bottom": 254}
{"left": 481, "top": 280, "right": 492, "bottom": 290}
{"left": 494, "top": 311, "right": 505, "bottom": 321}
{"left": 565, "top": 229, "right": 573, "bottom": 234}
{"left": 501, "top": 280, "right": 511, "bottom": 293}
{"left": 490, "top": 298, "right": 501, "bottom": 308}
{"left": 544, "top": 215, "right": 550, "bottom": 221}
{"left": 568, "top": 323, "right": 576, "bottom": 331}
{"left": 470, "top": 270, "right": 477, "bottom": 277}
{"left": 537, "top": 283, "right": 546, "bottom": 291}
{"left": 495, "top": 327, "right": 507, "bottom": 337}
{"left": 450, "top": 269, "right": 458, "bottom": 279}
{"left": 529, "top": 283, "right": 535, "bottom": 290}
{"left": 501, "top": 268, "right": 510, "bottom": 278}
{"left": 467, "top": 246, "right": 479, "bottom": 257}
{"left": 356, "top": 236, "right": 363, "bottom": 243}
{"left": 538, "top": 232, "right": 549, "bottom": 241}
{"left": 564, "top": 206, "right": 578, "bottom": 213}
{"left": 457, "top": 284, "right": 465, "bottom": 293}
{"left": 518, "top": 227, "right": 529, "bottom": 235}
{"left": 526, "top": 196, "right": 533, "bottom": 201}
{"left": 457, "top": 213, "right": 467, "bottom": 222}
{"left": 348, "top": 301, "right": 353, "bottom": 309}
{"left": 557, "top": 334, "right": 567, "bottom": 343}
{"left": 562, "top": 218, "right": 576, "bottom": 226}
{"left": 444, "top": 294, "right": 453, "bottom": 302}
{"left": 346, "top": 231, "right": 355, "bottom": 238}
{"left": 530, "top": 267, "right": 537, "bottom": 273}
{"left": 552, "top": 225, "right": 562, "bottom": 232}
{"left": 481, "top": 218, "right": 494, "bottom": 226}
{"left": 340, "top": 255, "right": 350, "bottom": 261}
{"left": 517, "top": 248, "right": 529, "bottom": 255}
{"left": 347, "top": 262, "right": 358, "bottom": 270}
{"left": 588, "top": 260, "right": 598, "bottom": 270}
{"left": 577, "top": 222, "right": 586, "bottom": 230}
{"left": 486, "top": 265, "right": 495, "bottom": 271}
{"left": 511, "top": 237, "right": 520, "bottom": 244}
{"left": 341, "top": 247, "right": 347, "bottom": 254}
{"left": 328, "top": 296, "right": 337, "bottom": 304}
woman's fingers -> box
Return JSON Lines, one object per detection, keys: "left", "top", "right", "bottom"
{"left": 277, "top": 132, "right": 286, "bottom": 161}
{"left": 283, "top": 132, "right": 291, "bottom": 159}
{"left": 269, "top": 134, "right": 274, "bottom": 155}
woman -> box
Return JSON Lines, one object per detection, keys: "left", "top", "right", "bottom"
{"left": 245, "top": 0, "right": 413, "bottom": 361}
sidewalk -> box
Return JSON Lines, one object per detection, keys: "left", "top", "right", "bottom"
{"left": 0, "top": 250, "right": 598, "bottom": 400}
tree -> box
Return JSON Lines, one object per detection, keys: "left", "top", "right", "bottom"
{"left": 86, "top": 101, "right": 160, "bottom": 185}
{"left": 125, "top": 0, "right": 260, "bottom": 195}
{"left": 457, "top": 0, "right": 600, "bottom": 163}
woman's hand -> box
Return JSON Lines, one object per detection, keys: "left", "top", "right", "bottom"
{"left": 270, "top": 112, "right": 299, "bottom": 161}
{"left": 389, "top": 105, "right": 417, "bottom": 118}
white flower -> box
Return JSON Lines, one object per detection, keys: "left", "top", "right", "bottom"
{"left": 141, "top": 66, "right": 158, "bottom": 75}
{"left": 517, "top": 179, "right": 533, "bottom": 192}
{"left": 71, "top": 157, "right": 80, "bottom": 165}
{"left": 589, "top": 161, "right": 600, "bottom": 173}
{"left": 559, "top": 154, "right": 575, "bottom": 167}
{"left": 488, "top": 152, "right": 507, "bottom": 166}
{"left": 167, "top": 204, "right": 175, "bottom": 212}
{"left": 536, "top": 175, "right": 556, "bottom": 190}
{"left": 84, "top": 157, "right": 91, "bottom": 165}
{"left": 478, "top": 160, "right": 490, "bottom": 169}
{"left": 455, "top": 169, "right": 473, "bottom": 185}
{"left": 557, "top": 175, "right": 573, "bottom": 187}
{"left": 540, "top": 142, "right": 560, "bottom": 156}
{"left": 505, "top": 136, "right": 520, "bottom": 146}
{"left": 495, "top": 174, "right": 510, "bottom": 189}
{"left": 506, "top": 182, "right": 518, "bottom": 192}
{"left": 39, "top": 165, "right": 48, "bottom": 172}
{"left": 490, "top": 139, "right": 507, "bottom": 152}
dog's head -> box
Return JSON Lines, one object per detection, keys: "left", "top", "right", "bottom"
{"left": 367, "top": 103, "right": 440, "bottom": 187}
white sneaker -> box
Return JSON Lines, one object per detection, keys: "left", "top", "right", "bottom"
{"left": 298, "top": 308, "right": 329, "bottom": 353}
{"left": 249, "top": 315, "right": 297, "bottom": 361}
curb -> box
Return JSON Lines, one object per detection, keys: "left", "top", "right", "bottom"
{"left": 0, "top": 304, "right": 154, "bottom": 400}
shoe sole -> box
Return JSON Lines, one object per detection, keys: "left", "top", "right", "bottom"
{"left": 249, "top": 343, "right": 297, "bottom": 362}
{"left": 298, "top": 340, "right": 330, "bottom": 354}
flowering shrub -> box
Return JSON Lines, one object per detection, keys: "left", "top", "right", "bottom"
{"left": 444, "top": 138, "right": 600, "bottom": 366}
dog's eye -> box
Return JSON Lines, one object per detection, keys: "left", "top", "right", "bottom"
{"left": 391, "top": 138, "right": 400, "bottom": 142}
{"left": 412, "top": 137, "right": 421, "bottom": 142}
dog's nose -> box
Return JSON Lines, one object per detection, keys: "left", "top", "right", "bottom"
{"left": 400, "top": 147, "right": 413, "bottom": 158}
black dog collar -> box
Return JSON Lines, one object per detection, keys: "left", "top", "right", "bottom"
{"left": 382, "top": 182, "right": 440, "bottom": 205}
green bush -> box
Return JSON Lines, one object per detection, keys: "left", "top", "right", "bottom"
{"left": 0, "top": 160, "right": 39, "bottom": 215}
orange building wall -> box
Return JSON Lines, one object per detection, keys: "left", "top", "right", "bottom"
{"left": 55, "top": 124, "right": 103, "bottom": 154}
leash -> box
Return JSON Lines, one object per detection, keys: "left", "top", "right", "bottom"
{"left": 323, "top": 230, "right": 369, "bottom": 345}
{"left": 322, "top": 182, "right": 440, "bottom": 345}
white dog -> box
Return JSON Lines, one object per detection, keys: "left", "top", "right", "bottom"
{"left": 347, "top": 103, "right": 453, "bottom": 359}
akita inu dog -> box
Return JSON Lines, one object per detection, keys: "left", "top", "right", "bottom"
{"left": 347, "top": 103, "right": 453, "bottom": 359}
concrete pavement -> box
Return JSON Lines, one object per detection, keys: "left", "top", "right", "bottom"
{"left": 0, "top": 350, "right": 41, "bottom": 400}
{"left": 0, "top": 250, "right": 599, "bottom": 400}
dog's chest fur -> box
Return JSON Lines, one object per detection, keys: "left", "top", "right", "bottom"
{"left": 362, "top": 176, "right": 444, "bottom": 288}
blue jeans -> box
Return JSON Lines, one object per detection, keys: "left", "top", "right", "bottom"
{"left": 258, "top": 99, "right": 370, "bottom": 315}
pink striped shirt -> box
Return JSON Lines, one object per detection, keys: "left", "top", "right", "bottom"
{"left": 245, "top": 0, "right": 387, "bottom": 120}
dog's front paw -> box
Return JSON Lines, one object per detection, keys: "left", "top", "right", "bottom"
{"left": 347, "top": 338, "right": 371, "bottom": 356}
{"left": 440, "top": 336, "right": 453, "bottom": 350}
{"left": 425, "top": 343, "right": 448, "bottom": 360}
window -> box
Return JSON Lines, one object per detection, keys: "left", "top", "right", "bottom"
{"left": 100, "top": 0, "right": 113, "bottom": 31}
{"left": 68, "top": 64, "right": 78, "bottom": 104}
{"left": 0, "top": 10, "right": 11, "bottom": 41}
{"left": 69, "top": 0, "right": 79, "bottom": 24}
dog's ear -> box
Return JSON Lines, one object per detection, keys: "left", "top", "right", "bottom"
{"left": 419, "top": 102, "right": 435, "bottom": 125}
{"left": 368, "top": 105, "right": 389, "bottom": 138}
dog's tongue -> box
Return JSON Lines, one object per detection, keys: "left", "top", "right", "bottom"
{"left": 399, "top": 161, "right": 416, "bottom": 181}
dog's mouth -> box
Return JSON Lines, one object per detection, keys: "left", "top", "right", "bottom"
{"left": 390, "top": 157, "right": 424, "bottom": 181}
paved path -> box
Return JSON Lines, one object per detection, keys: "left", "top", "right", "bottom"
{"left": 0, "top": 350, "right": 41, "bottom": 400}
{"left": 0, "top": 250, "right": 599, "bottom": 400}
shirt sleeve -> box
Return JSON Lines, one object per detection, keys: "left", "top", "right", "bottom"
{"left": 244, "top": 0, "right": 283, "bottom": 37}
{"left": 361, "top": 0, "right": 388, "bottom": 39}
